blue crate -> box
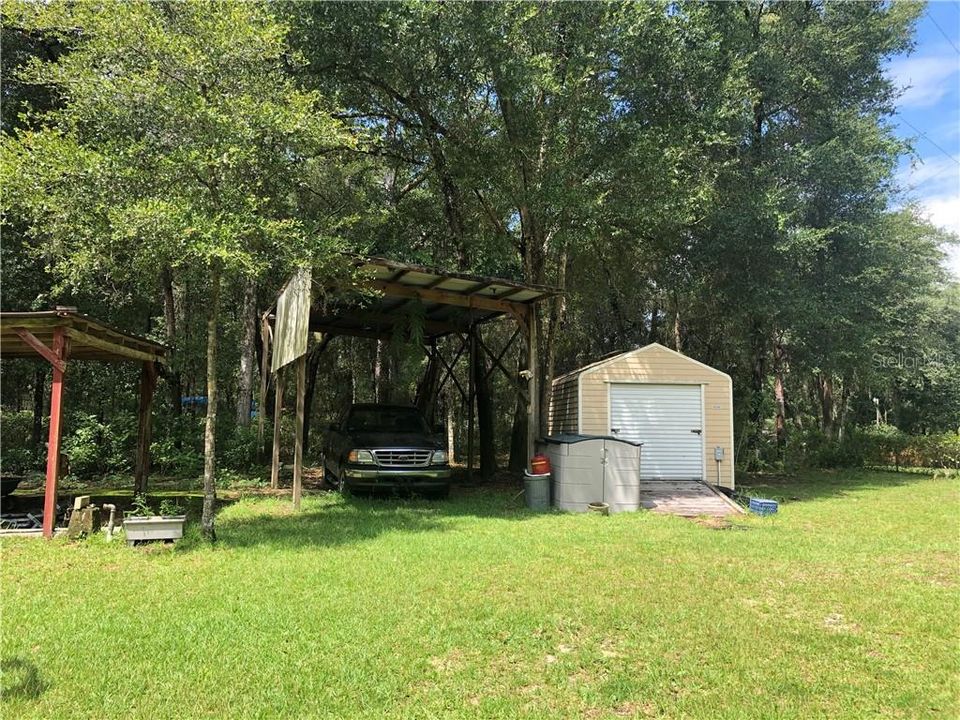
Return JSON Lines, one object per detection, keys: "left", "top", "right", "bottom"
{"left": 749, "top": 497, "right": 778, "bottom": 516}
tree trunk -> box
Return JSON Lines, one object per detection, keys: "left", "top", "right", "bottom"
{"left": 32, "top": 366, "right": 44, "bottom": 452}
{"left": 374, "top": 340, "right": 383, "bottom": 403}
{"left": 772, "top": 334, "right": 787, "bottom": 455}
{"left": 672, "top": 291, "right": 682, "bottom": 352}
{"left": 201, "top": 263, "right": 221, "bottom": 542}
{"left": 816, "top": 373, "right": 835, "bottom": 438}
{"left": 508, "top": 348, "right": 528, "bottom": 472}
{"left": 541, "top": 249, "right": 568, "bottom": 437}
{"left": 648, "top": 302, "right": 661, "bottom": 344}
{"left": 747, "top": 324, "right": 768, "bottom": 464}
{"left": 446, "top": 388, "right": 456, "bottom": 462}
{"left": 236, "top": 278, "right": 257, "bottom": 427}
{"left": 161, "top": 267, "right": 182, "bottom": 417}
{"left": 473, "top": 334, "right": 496, "bottom": 480}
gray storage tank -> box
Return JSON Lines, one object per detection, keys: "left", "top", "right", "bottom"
{"left": 541, "top": 434, "right": 642, "bottom": 513}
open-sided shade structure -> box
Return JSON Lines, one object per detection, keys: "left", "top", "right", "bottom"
{"left": 262, "top": 257, "right": 560, "bottom": 506}
{"left": 0, "top": 308, "right": 167, "bottom": 537}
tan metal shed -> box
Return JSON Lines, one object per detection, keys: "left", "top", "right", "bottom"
{"left": 548, "top": 343, "right": 735, "bottom": 489}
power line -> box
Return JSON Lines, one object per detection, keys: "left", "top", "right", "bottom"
{"left": 896, "top": 113, "right": 960, "bottom": 166}
{"left": 925, "top": 10, "right": 960, "bottom": 55}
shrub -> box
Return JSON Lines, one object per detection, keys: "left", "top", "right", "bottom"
{"left": 0, "top": 410, "right": 41, "bottom": 474}
{"left": 788, "top": 427, "right": 866, "bottom": 469}
{"left": 60, "top": 412, "right": 137, "bottom": 479}
{"left": 221, "top": 424, "right": 261, "bottom": 470}
{"left": 902, "top": 433, "right": 960, "bottom": 469}
{"left": 860, "top": 423, "right": 910, "bottom": 468}
{"left": 152, "top": 436, "right": 204, "bottom": 478}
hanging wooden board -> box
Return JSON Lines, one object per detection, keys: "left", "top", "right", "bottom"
{"left": 272, "top": 267, "right": 311, "bottom": 372}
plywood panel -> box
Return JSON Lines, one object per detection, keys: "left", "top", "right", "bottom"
{"left": 273, "top": 267, "right": 312, "bottom": 371}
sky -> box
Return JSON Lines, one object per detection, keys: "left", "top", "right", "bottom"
{"left": 887, "top": 0, "right": 960, "bottom": 278}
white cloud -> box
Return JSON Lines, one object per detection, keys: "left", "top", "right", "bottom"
{"left": 919, "top": 192, "right": 960, "bottom": 278}
{"left": 889, "top": 54, "right": 960, "bottom": 108}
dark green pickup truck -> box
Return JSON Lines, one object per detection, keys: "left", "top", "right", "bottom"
{"left": 322, "top": 404, "right": 451, "bottom": 498}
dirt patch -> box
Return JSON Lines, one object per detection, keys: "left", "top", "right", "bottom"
{"left": 693, "top": 516, "right": 750, "bottom": 531}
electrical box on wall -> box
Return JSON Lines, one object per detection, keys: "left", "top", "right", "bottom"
{"left": 714, "top": 446, "right": 724, "bottom": 461}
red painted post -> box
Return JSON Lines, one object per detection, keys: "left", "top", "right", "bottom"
{"left": 42, "top": 328, "right": 69, "bottom": 539}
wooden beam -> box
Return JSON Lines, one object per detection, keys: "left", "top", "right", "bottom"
{"left": 293, "top": 354, "right": 306, "bottom": 511}
{"left": 461, "top": 280, "right": 493, "bottom": 295}
{"left": 434, "top": 334, "right": 469, "bottom": 402}
{"left": 367, "top": 279, "right": 530, "bottom": 316}
{"left": 270, "top": 368, "right": 284, "bottom": 489}
{"left": 13, "top": 327, "right": 66, "bottom": 372}
{"left": 476, "top": 325, "right": 525, "bottom": 396}
{"left": 310, "top": 324, "right": 395, "bottom": 341}
{"left": 423, "top": 276, "right": 448, "bottom": 289}
{"left": 133, "top": 362, "right": 157, "bottom": 497}
{"left": 43, "top": 328, "right": 69, "bottom": 538}
{"left": 63, "top": 327, "right": 163, "bottom": 363}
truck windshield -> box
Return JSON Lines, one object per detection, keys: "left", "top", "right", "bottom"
{"left": 346, "top": 407, "right": 430, "bottom": 434}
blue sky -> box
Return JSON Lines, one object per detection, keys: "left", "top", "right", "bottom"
{"left": 888, "top": 0, "right": 960, "bottom": 277}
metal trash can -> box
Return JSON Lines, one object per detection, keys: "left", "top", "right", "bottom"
{"left": 523, "top": 471, "right": 551, "bottom": 511}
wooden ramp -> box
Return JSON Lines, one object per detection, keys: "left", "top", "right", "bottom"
{"left": 639, "top": 480, "right": 744, "bottom": 517}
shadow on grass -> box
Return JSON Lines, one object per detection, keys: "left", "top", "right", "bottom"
{"left": 1, "top": 657, "right": 48, "bottom": 700}
{"left": 737, "top": 468, "right": 946, "bottom": 505}
{"left": 196, "top": 484, "right": 535, "bottom": 552}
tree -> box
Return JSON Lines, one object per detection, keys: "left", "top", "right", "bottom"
{"left": 2, "top": 0, "right": 351, "bottom": 538}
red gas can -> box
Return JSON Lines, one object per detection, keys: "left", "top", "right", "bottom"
{"left": 530, "top": 453, "right": 551, "bottom": 475}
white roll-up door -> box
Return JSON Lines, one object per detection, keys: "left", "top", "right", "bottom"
{"left": 609, "top": 383, "right": 703, "bottom": 480}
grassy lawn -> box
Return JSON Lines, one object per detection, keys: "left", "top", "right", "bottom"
{"left": 2, "top": 470, "right": 957, "bottom": 719}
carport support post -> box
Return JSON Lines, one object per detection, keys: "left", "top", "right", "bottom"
{"left": 525, "top": 307, "right": 539, "bottom": 472}
{"left": 134, "top": 361, "right": 157, "bottom": 497}
{"left": 270, "top": 367, "right": 284, "bottom": 489}
{"left": 292, "top": 353, "right": 306, "bottom": 510}
{"left": 43, "top": 327, "right": 69, "bottom": 539}
{"left": 466, "top": 330, "right": 476, "bottom": 483}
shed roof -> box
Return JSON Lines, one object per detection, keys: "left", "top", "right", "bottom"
{"left": 0, "top": 308, "right": 167, "bottom": 363}
{"left": 309, "top": 255, "right": 561, "bottom": 340}
{"left": 553, "top": 343, "right": 729, "bottom": 384}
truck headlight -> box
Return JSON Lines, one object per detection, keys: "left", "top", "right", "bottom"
{"left": 347, "top": 449, "right": 375, "bottom": 464}
{"left": 431, "top": 450, "right": 449, "bottom": 464}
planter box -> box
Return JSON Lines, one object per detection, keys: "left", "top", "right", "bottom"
{"left": 123, "top": 515, "right": 186, "bottom": 545}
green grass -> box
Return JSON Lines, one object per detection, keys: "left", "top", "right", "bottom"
{"left": 2, "top": 470, "right": 957, "bottom": 719}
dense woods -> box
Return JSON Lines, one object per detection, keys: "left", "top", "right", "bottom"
{"left": 2, "top": 1, "right": 958, "bottom": 515}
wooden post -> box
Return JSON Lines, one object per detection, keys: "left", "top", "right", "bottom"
{"left": 42, "top": 328, "right": 69, "bottom": 539}
{"left": 134, "top": 361, "right": 157, "bottom": 497}
{"left": 466, "top": 330, "right": 476, "bottom": 484}
{"left": 270, "top": 367, "right": 284, "bottom": 489}
{"left": 257, "top": 314, "right": 271, "bottom": 452}
{"left": 293, "top": 353, "right": 306, "bottom": 510}
{"left": 525, "top": 307, "right": 539, "bottom": 472}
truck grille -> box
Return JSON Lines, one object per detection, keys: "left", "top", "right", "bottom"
{"left": 372, "top": 449, "right": 433, "bottom": 467}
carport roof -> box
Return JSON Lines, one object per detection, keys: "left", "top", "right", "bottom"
{"left": 0, "top": 308, "right": 167, "bottom": 363}
{"left": 310, "top": 255, "right": 561, "bottom": 340}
